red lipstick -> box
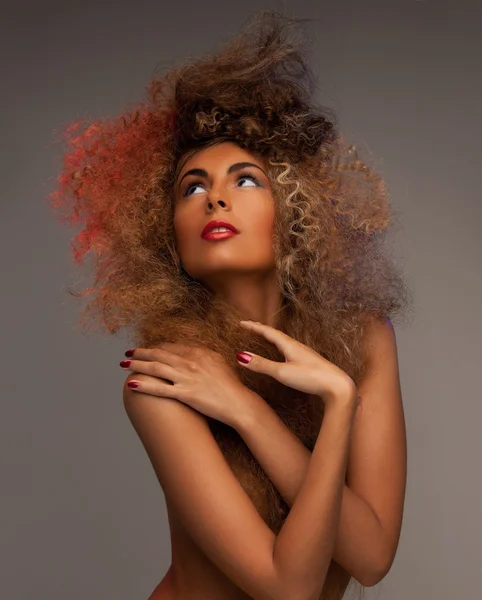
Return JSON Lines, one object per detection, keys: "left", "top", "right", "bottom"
{"left": 201, "top": 220, "right": 239, "bottom": 240}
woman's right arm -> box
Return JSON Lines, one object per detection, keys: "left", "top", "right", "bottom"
{"left": 123, "top": 372, "right": 356, "bottom": 600}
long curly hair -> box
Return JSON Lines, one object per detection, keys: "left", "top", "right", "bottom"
{"left": 48, "top": 10, "right": 412, "bottom": 600}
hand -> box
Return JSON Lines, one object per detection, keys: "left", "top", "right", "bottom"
{"left": 235, "top": 320, "right": 356, "bottom": 407}
{"left": 120, "top": 342, "right": 255, "bottom": 427}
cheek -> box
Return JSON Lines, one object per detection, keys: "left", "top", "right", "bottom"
{"left": 173, "top": 207, "right": 195, "bottom": 242}
{"left": 249, "top": 205, "right": 275, "bottom": 239}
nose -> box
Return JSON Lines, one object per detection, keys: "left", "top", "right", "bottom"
{"left": 205, "top": 179, "right": 232, "bottom": 213}
{"left": 206, "top": 185, "right": 230, "bottom": 212}
{"left": 207, "top": 198, "right": 227, "bottom": 211}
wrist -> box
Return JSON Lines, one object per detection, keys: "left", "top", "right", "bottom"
{"left": 320, "top": 377, "right": 357, "bottom": 410}
{"left": 231, "top": 389, "right": 265, "bottom": 434}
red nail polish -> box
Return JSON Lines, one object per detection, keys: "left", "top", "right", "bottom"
{"left": 119, "top": 360, "right": 131, "bottom": 368}
{"left": 236, "top": 352, "right": 252, "bottom": 364}
{"left": 127, "top": 381, "right": 139, "bottom": 388}
{"left": 125, "top": 349, "right": 135, "bottom": 357}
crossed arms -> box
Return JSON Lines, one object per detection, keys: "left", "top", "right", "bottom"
{"left": 123, "top": 317, "right": 407, "bottom": 599}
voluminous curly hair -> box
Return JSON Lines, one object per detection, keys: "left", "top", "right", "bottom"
{"left": 48, "top": 10, "right": 412, "bottom": 600}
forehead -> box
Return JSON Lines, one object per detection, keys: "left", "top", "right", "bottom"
{"left": 176, "top": 142, "right": 265, "bottom": 176}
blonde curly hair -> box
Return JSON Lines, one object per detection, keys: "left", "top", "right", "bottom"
{"left": 48, "top": 10, "right": 412, "bottom": 600}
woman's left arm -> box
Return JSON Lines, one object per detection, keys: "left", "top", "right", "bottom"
{"left": 234, "top": 317, "right": 407, "bottom": 588}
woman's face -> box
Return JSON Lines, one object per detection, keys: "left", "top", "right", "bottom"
{"left": 173, "top": 141, "right": 276, "bottom": 292}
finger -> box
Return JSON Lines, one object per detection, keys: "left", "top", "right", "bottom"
{"left": 236, "top": 351, "right": 281, "bottom": 380}
{"left": 129, "top": 344, "right": 199, "bottom": 361}
{"left": 126, "top": 347, "right": 188, "bottom": 366}
{"left": 120, "top": 358, "right": 177, "bottom": 384}
{"left": 124, "top": 373, "right": 179, "bottom": 400}
{"left": 239, "top": 320, "right": 294, "bottom": 356}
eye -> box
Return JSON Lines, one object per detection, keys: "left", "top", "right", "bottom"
{"left": 183, "top": 181, "right": 205, "bottom": 197}
{"left": 237, "top": 174, "right": 261, "bottom": 187}
{"left": 182, "top": 173, "right": 261, "bottom": 197}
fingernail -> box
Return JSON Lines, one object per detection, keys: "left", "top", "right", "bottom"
{"left": 236, "top": 352, "right": 252, "bottom": 364}
{"left": 127, "top": 381, "right": 139, "bottom": 388}
{"left": 119, "top": 360, "right": 131, "bottom": 368}
{"left": 125, "top": 349, "right": 135, "bottom": 357}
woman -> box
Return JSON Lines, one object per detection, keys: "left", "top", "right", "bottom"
{"left": 49, "top": 11, "right": 411, "bottom": 600}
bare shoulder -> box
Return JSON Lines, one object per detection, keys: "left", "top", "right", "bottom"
{"left": 360, "top": 316, "right": 398, "bottom": 372}
{"left": 122, "top": 372, "right": 281, "bottom": 600}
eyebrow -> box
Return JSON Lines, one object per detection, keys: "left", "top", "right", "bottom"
{"left": 177, "top": 161, "right": 267, "bottom": 190}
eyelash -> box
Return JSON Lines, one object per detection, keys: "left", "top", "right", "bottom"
{"left": 182, "top": 173, "right": 261, "bottom": 197}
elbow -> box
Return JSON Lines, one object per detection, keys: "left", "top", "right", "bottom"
{"left": 358, "top": 529, "right": 398, "bottom": 588}
{"left": 358, "top": 570, "right": 385, "bottom": 588}
{"left": 359, "top": 553, "right": 394, "bottom": 588}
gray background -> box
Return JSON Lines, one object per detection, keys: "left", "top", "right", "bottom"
{"left": 1, "top": 1, "right": 481, "bottom": 598}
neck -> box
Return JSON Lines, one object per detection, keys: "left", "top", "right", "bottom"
{"left": 205, "top": 269, "right": 283, "bottom": 327}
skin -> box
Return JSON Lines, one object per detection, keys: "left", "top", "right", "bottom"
{"left": 151, "top": 141, "right": 292, "bottom": 598}
{"left": 173, "top": 141, "right": 283, "bottom": 326}
{"left": 122, "top": 141, "right": 407, "bottom": 599}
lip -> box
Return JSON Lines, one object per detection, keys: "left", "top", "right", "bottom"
{"left": 201, "top": 220, "right": 239, "bottom": 239}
